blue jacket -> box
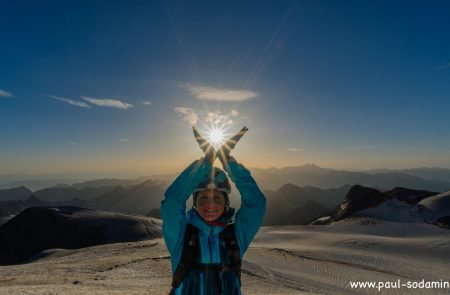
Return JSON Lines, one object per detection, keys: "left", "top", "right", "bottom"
{"left": 161, "top": 157, "right": 266, "bottom": 294}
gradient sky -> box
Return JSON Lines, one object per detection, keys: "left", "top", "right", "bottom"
{"left": 1, "top": 0, "right": 450, "bottom": 177}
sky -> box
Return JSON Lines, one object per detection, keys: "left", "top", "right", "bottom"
{"left": 1, "top": 0, "right": 450, "bottom": 177}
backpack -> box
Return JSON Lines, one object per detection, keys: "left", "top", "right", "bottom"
{"left": 169, "top": 223, "right": 241, "bottom": 295}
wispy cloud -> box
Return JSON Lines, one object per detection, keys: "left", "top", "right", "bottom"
{"left": 436, "top": 62, "right": 450, "bottom": 70}
{"left": 0, "top": 89, "right": 13, "bottom": 98}
{"left": 174, "top": 108, "right": 241, "bottom": 126}
{"left": 408, "top": 139, "right": 436, "bottom": 145}
{"left": 342, "top": 145, "right": 377, "bottom": 150}
{"left": 142, "top": 101, "right": 152, "bottom": 106}
{"left": 205, "top": 111, "right": 234, "bottom": 126}
{"left": 81, "top": 96, "right": 133, "bottom": 110}
{"left": 119, "top": 138, "right": 130, "bottom": 143}
{"left": 174, "top": 107, "right": 198, "bottom": 125}
{"left": 69, "top": 141, "right": 77, "bottom": 145}
{"left": 184, "top": 84, "right": 258, "bottom": 102}
{"left": 287, "top": 148, "right": 303, "bottom": 152}
{"left": 46, "top": 95, "right": 91, "bottom": 108}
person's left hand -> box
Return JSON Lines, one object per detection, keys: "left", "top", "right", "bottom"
{"left": 193, "top": 126, "right": 216, "bottom": 164}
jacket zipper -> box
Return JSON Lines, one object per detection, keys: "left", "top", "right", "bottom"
{"left": 208, "top": 226, "right": 213, "bottom": 263}
{"left": 208, "top": 226, "right": 214, "bottom": 294}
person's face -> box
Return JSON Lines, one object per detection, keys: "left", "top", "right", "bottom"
{"left": 195, "top": 190, "right": 226, "bottom": 221}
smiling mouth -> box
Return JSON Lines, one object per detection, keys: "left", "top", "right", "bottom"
{"left": 204, "top": 210, "right": 218, "bottom": 213}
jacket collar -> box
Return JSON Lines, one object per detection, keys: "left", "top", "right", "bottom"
{"left": 186, "top": 207, "right": 235, "bottom": 235}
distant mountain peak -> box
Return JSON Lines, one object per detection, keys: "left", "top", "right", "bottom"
{"left": 281, "top": 163, "right": 327, "bottom": 174}
{"left": 278, "top": 183, "right": 300, "bottom": 190}
{"left": 9, "top": 186, "right": 32, "bottom": 193}
{"left": 303, "top": 163, "right": 320, "bottom": 168}
{"left": 26, "top": 195, "right": 41, "bottom": 202}
{"left": 0, "top": 186, "right": 33, "bottom": 202}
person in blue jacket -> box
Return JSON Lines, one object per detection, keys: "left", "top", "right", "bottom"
{"left": 161, "top": 147, "right": 266, "bottom": 294}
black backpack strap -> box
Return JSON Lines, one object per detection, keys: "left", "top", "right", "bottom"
{"left": 169, "top": 224, "right": 199, "bottom": 295}
{"left": 169, "top": 223, "right": 242, "bottom": 295}
{"left": 221, "top": 223, "right": 242, "bottom": 286}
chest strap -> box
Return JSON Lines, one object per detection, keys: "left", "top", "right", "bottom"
{"left": 169, "top": 223, "right": 241, "bottom": 294}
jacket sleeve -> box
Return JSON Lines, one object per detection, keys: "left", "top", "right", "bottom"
{"left": 160, "top": 158, "right": 211, "bottom": 261}
{"left": 223, "top": 157, "right": 266, "bottom": 255}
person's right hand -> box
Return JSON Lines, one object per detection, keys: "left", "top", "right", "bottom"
{"left": 217, "top": 126, "right": 248, "bottom": 167}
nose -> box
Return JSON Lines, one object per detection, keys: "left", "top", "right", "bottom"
{"left": 204, "top": 200, "right": 216, "bottom": 207}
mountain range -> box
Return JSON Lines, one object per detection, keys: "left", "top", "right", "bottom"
{"left": 251, "top": 164, "right": 450, "bottom": 191}
{"left": 1, "top": 164, "right": 450, "bottom": 228}
{"left": 262, "top": 184, "right": 350, "bottom": 225}
{"left": 0, "top": 179, "right": 169, "bottom": 225}
{"left": 1, "top": 165, "right": 450, "bottom": 191}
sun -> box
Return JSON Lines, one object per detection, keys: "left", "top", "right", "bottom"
{"left": 207, "top": 126, "right": 226, "bottom": 148}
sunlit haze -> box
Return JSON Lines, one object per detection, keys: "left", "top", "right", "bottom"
{"left": 1, "top": 1, "right": 450, "bottom": 178}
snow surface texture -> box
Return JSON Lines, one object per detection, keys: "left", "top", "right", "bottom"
{"left": 0, "top": 220, "right": 449, "bottom": 294}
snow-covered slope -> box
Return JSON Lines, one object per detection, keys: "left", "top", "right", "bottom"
{"left": 417, "top": 190, "right": 450, "bottom": 226}
{"left": 322, "top": 185, "right": 450, "bottom": 229}
{"left": 418, "top": 190, "right": 450, "bottom": 216}
{"left": 0, "top": 221, "right": 449, "bottom": 294}
{"left": 355, "top": 199, "right": 423, "bottom": 223}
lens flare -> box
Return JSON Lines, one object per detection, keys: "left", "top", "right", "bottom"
{"left": 207, "top": 127, "right": 225, "bottom": 148}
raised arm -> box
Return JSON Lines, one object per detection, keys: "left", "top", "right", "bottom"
{"left": 160, "top": 158, "right": 212, "bottom": 260}
{"left": 222, "top": 157, "right": 266, "bottom": 255}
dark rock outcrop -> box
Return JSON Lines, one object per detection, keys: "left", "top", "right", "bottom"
{"left": 329, "top": 185, "right": 389, "bottom": 222}
{"left": 0, "top": 206, "right": 162, "bottom": 265}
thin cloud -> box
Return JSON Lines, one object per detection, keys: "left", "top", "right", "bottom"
{"left": 184, "top": 84, "right": 258, "bottom": 102}
{"left": 205, "top": 111, "right": 234, "bottom": 126}
{"left": 81, "top": 96, "right": 133, "bottom": 110}
{"left": 174, "top": 108, "right": 241, "bottom": 127}
{"left": 69, "top": 142, "right": 77, "bottom": 145}
{"left": 142, "top": 101, "right": 152, "bottom": 106}
{"left": 0, "top": 89, "right": 13, "bottom": 97}
{"left": 174, "top": 107, "right": 198, "bottom": 125}
{"left": 119, "top": 138, "right": 130, "bottom": 143}
{"left": 342, "top": 145, "right": 377, "bottom": 151}
{"left": 408, "top": 139, "right": 436, "bottom": 145}
{"left": 46, "top": 95, "right": 91, "bottom": 108}
{"left": 436, "top": 62, "right": 450, "bottom": 70}
{"left": 287, "top": 148, "right": 303, "bottom": 152}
